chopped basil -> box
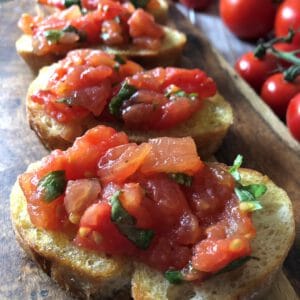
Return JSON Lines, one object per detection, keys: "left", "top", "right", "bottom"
{"left": 110, "top": 191, "right": 154, "bottom": 249}
{"left": 114, "top": 54, "right": 126, "bottom": 65}
{"left": 44, "top": 30, "right": 63, "bottom": 44}
{"left": 63, "top": 25, "right": 87, "bottom": 42}
{"left": 37, "top": 170, "right": 67, "bottom": 203}
{"left": 229, "top": 154, "right": 243, "bottom": 182}
{"left": 169, "top": 173, "right": 193, "bottom": 187}
{"left": 64, "top": 0, "right": 81, "bottom": 8}
{"left": 109, "top": 83, "right": 137, "bottom": 116}
{"left": 56, "top": 97, "right": 73, "bottom": 106}
{"left": 216, "top": 256, "right": 257, "bottom": 275}
{"left": 130, "top": 0, "right": 150, "bottom": 8}
{"left": 45, "top": 25, "right": 86, "bottom": 44}
{"left": 113, "top": 55, "right": 126, "bottom": 71}
{"left": 164, "top": 270, "right": 184, "bottom": 284}
{"left": 229, "top": 155, "right": 266, "bottom": 212}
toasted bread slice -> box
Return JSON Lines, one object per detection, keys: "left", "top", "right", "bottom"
{"left": 27, "top": 64, "right": 233, "bottom": 158}
{"left": 131, "top": 169, "right": 295, "bottom": 300}
{"left": 10, "top": 166, "right": 295, "bottom": 299}
{"left": 16, "top": 26, "right": 186, "bottom": 73}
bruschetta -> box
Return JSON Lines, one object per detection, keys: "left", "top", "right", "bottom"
{"left": 26, "top": 49, "right": 233, "bottom": 158}
{"left": 16, "top": 0, "right": 185, "bottom": 72}
{"left": 37, "top": 0, "right": 169, "bottom": 23}
{"left": 10, "top": 125, "right": 295, "bottom": 299}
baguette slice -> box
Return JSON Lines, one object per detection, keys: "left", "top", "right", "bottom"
{"left": 27, "top": 64, "right": 233, "bottom": 159}
{"left": 16, "top": 26, "right": 186, "bottom": 73}
{"left": 10, "top": 166, "right": 295, "bottom": 299}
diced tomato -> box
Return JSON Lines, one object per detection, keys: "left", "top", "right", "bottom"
{"left": 119, "top": 183, "right": 153, "bottom": 228}
{"left": 97, "top": 143, "right": 152, "bottom": 184}
{"left": 127, "top": 68, "right": 166, "bottom": 92}
{"left": 192, "top": 238, "right": 251, "bottom": 273}
{"left": 139, "top": 174, "right": 190, "bottom": 228}
{"left": 140, "top": 137, "right": 203, "bottom": 175}
{"left": 163, "top": 68, "right": 217, "bottom": 98}
{"left": 64, "top": 178, "right": 101, "bottom": 223}
{"left": 66, "top": 126, "right": 129, "bottom": 178}
{"left": 19, "top": 150, "right": 69, "bottom": 230}
{"left": 74, "top": 202, "right": 136, "bottom": 254}
{"left": 185, "top": 164, "right": 235, "bottom": 222}
{"left": 128, "top": 9, "right": 164, "bottom": 39}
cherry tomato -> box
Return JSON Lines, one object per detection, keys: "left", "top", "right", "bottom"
{"left": 260, "top": 73, "right": 300, "bottom": 119}
{"left": 235, "top": 52, "right": 278, "bottom": 92}
{"left": 286, "top": 93, "right": 300, "bottom": 141}
{"left": 220, "top": 0, "right": 278, "bottom": 39}
{"left": 179, "top": 0, "right": 211, "bottom": 10}
{"left": 275, "top": 0, "right": 300, "bottom": 47}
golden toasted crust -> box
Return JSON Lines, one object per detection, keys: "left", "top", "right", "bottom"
{"left": 10, "top": 166, "right": 295, "bottom": 299}
{"left": 16, "top": 26, "right": 186, "bottom": 73}
{"left": 26, "top": 63, "right": 233, "bottom": 158}
{"left": 131, "top": 169, "right": 296, "bottom": 300}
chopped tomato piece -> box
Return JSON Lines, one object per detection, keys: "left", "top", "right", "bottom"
{"left": 140, "top": 137, "right": 204, "bottom": 175}
{"left": 97, "top": 143, "right": 152, "bottom": 184}
{"left": 128, "top": 9, "right": 164, "bottom": 39}
{"left": 75, "top": 202, "right": 136, "bottom": 254}
{"left": 64, "top": 178, "right": 101, "bottom": 223}
{"left": 192, "top": 238, "right": 251, "bottom": 273}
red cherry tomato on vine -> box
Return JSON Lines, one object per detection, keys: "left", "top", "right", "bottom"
{"left": 275, "top": 0, "right": 300, "bottom": 47}
{"left": 235, "top": 52, "right": 278, "bottom": 92}
{"left": 287, "top": 93, "right": 300, "bottom": 141}
{"left": 220, "top": 0, "right": 278, "bottom": 39}
{"left": 179, "top": 0, "right": 210, "bottom": 10}
{"left": 274, "top": 42, "right": 300, "bottom": 67}
{"left": 260, "top": 73, "right": 300, "bottom": 119}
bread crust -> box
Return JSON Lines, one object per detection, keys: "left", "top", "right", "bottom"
{"left": 16, "top": 26, "right": 186, "bottom": 73}
{"left": 10, "top": 165, "right": 295, "bottom": 300}
{"left": 26, "top": 63, "right": 233, "bottom": 158}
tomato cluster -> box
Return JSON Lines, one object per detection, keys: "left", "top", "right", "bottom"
{"left": 220, "top": 0, "right": 300, "bottom": 142}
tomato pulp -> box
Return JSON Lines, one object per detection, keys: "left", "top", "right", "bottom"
{"left": 30, "top": 50, "right": 217, "bottom": 131}
{"left": 18, "top": 0, "right": 164, "bottom": 55}
{"left": 19, "top": 125, "right": 256, "bottom": 282}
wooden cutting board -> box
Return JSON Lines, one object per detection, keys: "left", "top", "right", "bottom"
{"left": 0, "top": 1, "right": 299, "bottom": 299}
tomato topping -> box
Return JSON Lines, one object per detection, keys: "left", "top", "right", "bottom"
{"left": 31, "top": 49, "right": 142, "bottom": 123}
{"left": 31, "top": 50, "right": 217, "bottom": 131}
{"left": 140, "top": 137, "right": 203, "bottom": 175}
{"left": 20, "top": 126, "right": 257, "bottom": 282}
{"left": 64, "top": 178, "right": 101, "bottom": 223}
{"left": 19, "top": 0, "right": 164, "bottom": 55}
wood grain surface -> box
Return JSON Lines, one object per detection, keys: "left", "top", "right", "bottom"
{"left": 0, "top": 0, "right": 299, "bottom": 299}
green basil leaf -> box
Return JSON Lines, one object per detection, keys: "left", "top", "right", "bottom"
{"left": 109, "top": 83, "right": 137, "bottom": 117}
{"left": 114, "top": 54, "right": 126, "bottom": 65}
{"left": 164, "top": 270, "right": 184, "bottom": 284}
{"left": 110, "top": 191, "right": 154, "bottom": 249}
{"left": 110, "top": 191, "right": 135, "bottom": 226}
{"left": 216, "top": 256, "right": 253, "bottom": 275}
{"left": 234, "top": 187, "right": 256, "bottom": 202}
{"left": 37, "top": 170, "right": 67, "bottom": 203}
{"left": 244, "top": 184, "right": 267, "bottom": 198}
{"left": 229, "top": 154, "right": 243, "bottom": 182}
{"left": 44, "top": 30, "right": 63, "bottom": 44}
{"left": 64, "top": 0, "right": 81, "bottom": 8}
{"left": 56, "top": 97, "right": 73, "bottom": 106}
{"left": 63, "top": 25, "right": 87, "bottom": 42}
{"left": 130, "top": 0, "right": 150, "bottom": 8}
{"left": 169, "top": 173, "right": 193, "bottom": 187}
